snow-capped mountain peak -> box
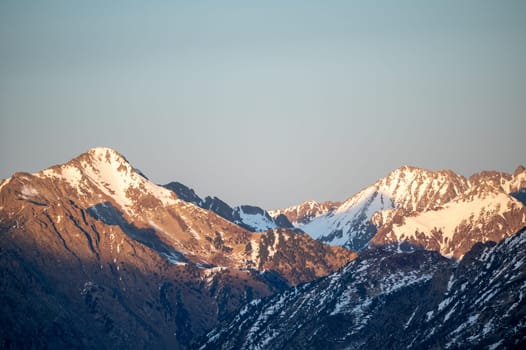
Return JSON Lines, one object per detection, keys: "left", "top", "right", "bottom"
{"left": 375, "top": 165, "right": 469, "bottom": 212}
{"left": 291, "top": 166, "right": 468, "bottom": 250}
{"left": 371, "top": 166, "right": 526, "bottom": 258}
{"left": 38, "top": 147, "right": 178, "bottom": 215}
{"left": 0, "top": 147, "right": 357, "bottom": 350}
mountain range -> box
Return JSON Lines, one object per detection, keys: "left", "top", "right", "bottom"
{"left": 1, "top": 147, "right": 524, "bottom": 349}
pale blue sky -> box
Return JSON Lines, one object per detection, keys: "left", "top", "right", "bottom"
{"left": 1, "top": 1, "right": 525, "bottom": 209}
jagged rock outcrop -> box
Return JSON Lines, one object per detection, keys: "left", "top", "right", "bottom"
{"left": 163, "top": 181, "right": 202, "bottom": 206}
{"left": 273, "top": 213, "right": 294, "bottom": 229}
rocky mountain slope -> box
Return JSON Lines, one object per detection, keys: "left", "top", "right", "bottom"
{"left": 163, "top": 182, "right": 293, "bottom": 232}
{"left": 198, "top": 227, "right": 526, "bottom": 350}
{"left": 272, "top": 165, "right": 526, "bottom": 258}
{"left": 0, "top": 147, "right": 356, "bottom": 349}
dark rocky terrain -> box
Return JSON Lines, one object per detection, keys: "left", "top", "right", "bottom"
{"left": 198, "top": 227, "right": 526, "bottom": 350}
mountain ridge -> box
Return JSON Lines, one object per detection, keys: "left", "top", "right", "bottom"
{"left": 271, "top": 164, "right": 526, "bottom": 258}
{"left": 162, "top": 181, "right": 294, "bottom": 232}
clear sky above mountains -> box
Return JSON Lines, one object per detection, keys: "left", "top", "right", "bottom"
{"left": 1, "top": 1, "right": 525, "bottom": 209}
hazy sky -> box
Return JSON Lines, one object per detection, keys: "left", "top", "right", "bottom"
{"left": 1, "top": 1, "right": 525, "bottom": 209}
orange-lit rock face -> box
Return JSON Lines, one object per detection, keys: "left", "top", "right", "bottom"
{"left": 0, "top": 147, "right": 356, "bottom": 349}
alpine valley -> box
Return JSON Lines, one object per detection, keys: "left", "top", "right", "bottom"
{"left": 1, "top": 147, "right": 525, "bottom": 349}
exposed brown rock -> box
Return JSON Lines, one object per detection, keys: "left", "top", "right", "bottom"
{"left": 0, "top": 148, "right": 356, "bottom": 349}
